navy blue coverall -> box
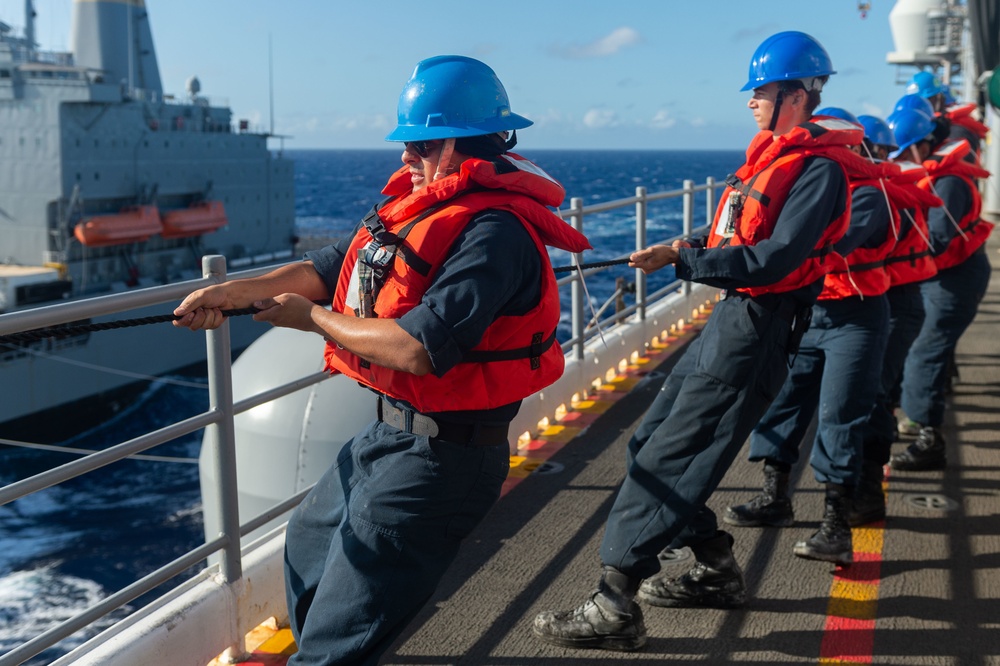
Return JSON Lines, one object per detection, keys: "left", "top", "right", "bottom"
{"left": 862, "top": 214, "right": 929, "bottom": 468}
{"left": 900, "top": 175, "right": 991, "bottom": 429}
{"left": 599, "top": 157, "right": 848, "bottom": 577}
{"left": 747, "top": 186, "right": 892, "bottom": 485}
{"left": 284, "top": 210, "right": 540, "bottom": 666}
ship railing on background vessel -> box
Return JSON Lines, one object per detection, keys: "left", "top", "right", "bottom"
{"left": 0, "top": 176, "right": 721, "bottom": 666}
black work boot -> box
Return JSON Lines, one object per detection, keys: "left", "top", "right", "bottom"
{"left": 849, "top": 461, "right": 886, "bottom": 527}
{"left": 723, "top": 463, "right": 794, "bottom": 527}
{"left": 637, "top": 531, "right": 747, "bottom": 608}
{"left": 533, "top": 566, "right": 646, "bottom": 651}
{"left": 794, "top": 484, "right": 853, "bottom": 565}
{"left": 889, "top": 426, "right": 946, "bottom": 471}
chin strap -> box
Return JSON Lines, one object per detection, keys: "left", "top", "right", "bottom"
{"left": 433, "top": 138, "right": 457, "bottom": 182}
{"left": 768, "top": 88, "right": 784, "bottom": 132}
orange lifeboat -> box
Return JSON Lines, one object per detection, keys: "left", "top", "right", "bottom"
{"left": 161, "top": 201, "right": 228, "bottom": 239}
{"left": 74, "top": 205, "right": 163, "bottom": 247}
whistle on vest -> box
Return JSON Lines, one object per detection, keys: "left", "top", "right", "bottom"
{"left": 714, "top": 191, "right": 742, "bottom": 239}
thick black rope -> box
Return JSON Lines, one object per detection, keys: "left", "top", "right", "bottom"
{"left": 1, "top": 259, "right": 635, "bottom": 344}
{"left": 551, "top": 258, "right": 631, "bottom": 274}
{"left": 0, "top": 307, "right": 262, "bottom": 345}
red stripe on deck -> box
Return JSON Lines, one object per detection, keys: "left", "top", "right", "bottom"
{"left": 818, "top": 469, "right": 889, "bottom": 665}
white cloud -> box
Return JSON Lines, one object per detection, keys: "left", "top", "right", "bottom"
{"left": 859, "top": 102, "right": 885, "bottom": 118}
{"left": 583, "top": 108, "right": 618, "bottom": 129}
{"left": 650, "top": 109, "right": 676, "bottom": 129}
{"left": 527, "top": 108, "right": 569, "bottom": 128}
{"left": 552, "top": 27, "right": 642, "bottom": 59}
{"left": 690, "top": 117, "right": 707, "bottom": 128}
{"left": 281, "top": 112, "right": 393, "bottom": 136}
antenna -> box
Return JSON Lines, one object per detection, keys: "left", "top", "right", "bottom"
{"left": 269, "top": 33, "right": 274, "bottom": 136}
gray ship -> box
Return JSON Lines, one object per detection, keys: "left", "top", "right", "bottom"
{"left": 0, "top": 0, "right": 295, "bottom": 431}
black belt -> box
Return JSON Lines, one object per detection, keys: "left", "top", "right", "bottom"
{"left": 376, "top": 395, "right": 509, "bottom": 445}
{"left": 719, "top": 290, "right": 801, "bottom": 325}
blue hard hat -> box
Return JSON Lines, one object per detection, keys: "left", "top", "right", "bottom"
{"left": 857, "top": 114, "right": 898, "bottom": 150}
{"left": 887, "top": 108, "right": 936, "bottom": 158}
{"left": 815, "top": 107, "right": 862, "bottom": 126}
{"left": 905, "top": 71, "right": 949, "bottom": 99}
{"left": 385, "top": 55, "right": 532, "bottom": 142}
{"left": 740, "top": 31, "right": 836, "bottom": 92}
{"left": 893, "top": 93, "right": 935, "bottom": 118}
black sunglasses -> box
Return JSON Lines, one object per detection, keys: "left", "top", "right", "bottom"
{"left": 404, "top": 140, "right": 443, "bottom": 158}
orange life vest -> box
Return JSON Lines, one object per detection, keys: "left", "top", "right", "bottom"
{"left": 918, "top": 140, "right": 993, "bottom": 271}
{"left": 324, "top": 152, "right": 591, "bottom": 413}
{"left": 819, "top": 158, "right": 901, "bottom": 299}
{"left": 944, "top": 103, "right": 990, "bottom": 142}
{"left": 707, "top": 118, "right": 861, "bottom": 297}
{"left": 882, "top": 161, "right": 940, "bottom": 287}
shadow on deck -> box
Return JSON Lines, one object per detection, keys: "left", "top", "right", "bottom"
{"left": 378, "top": 233, "right": 1000, "bottom": 666}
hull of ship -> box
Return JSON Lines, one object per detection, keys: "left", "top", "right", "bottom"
{"left": 0, "top": 303, "right": 268, "bottom": 434}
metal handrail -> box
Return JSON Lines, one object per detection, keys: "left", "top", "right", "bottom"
{"left": 0, "top": 175, "right": 722, "bottom": 665}
{"left": 556, "top": 177, "right": 719, "bottom": 358}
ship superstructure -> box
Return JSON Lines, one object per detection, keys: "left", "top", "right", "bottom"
{"left": 0, "top": 0, "right": 295, "bottom": 427}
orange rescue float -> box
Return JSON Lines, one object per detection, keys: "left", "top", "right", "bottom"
{"left": 73, "top": 205, "right": 163, "bottom": 247}
{"left": 161, "top": 201, "right": 228, "bottom": 239}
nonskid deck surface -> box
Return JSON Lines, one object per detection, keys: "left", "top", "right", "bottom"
{"left": 237, "top": 232, "right": 1000, "bottom": 666}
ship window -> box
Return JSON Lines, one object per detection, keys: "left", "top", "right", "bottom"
{"left": 94, "top": 172, "right": 100, "bottom": 181}
{"left": 0, "top": 69, "right": 9, "bottom": 78}
{"left": 75, "top": 138, "right": 80, "bottom": 147}
{"left": 93, "top": 139, "right": 98, "bottom": 147}
{"left": 164, "top": 140, "right": 169, "bottom": 148}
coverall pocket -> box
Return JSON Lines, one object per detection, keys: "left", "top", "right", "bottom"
{"left": 695, "top": 298, "right": 763, "bottom": 389}
{"left": 424, "top": 438, "right": 508, "bottom": 541}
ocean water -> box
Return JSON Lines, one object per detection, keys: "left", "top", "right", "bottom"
{"left": 0, "top": 148, "right": 742, "bottom": 663}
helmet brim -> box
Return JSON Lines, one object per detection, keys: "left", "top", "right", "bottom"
{"left": 385, "top": 113, "right": 533, "bottom": 142}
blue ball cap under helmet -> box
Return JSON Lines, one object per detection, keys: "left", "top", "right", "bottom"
{"left": 386, "top": 55, "right": 532, "bottom": 142}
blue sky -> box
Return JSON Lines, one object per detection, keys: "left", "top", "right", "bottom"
{"left": 2, "top": 0, "right": 935, "bottom": 150}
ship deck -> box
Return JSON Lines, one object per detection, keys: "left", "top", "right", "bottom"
{"left": 235, "top": 235, "right": 1000, "bottom": 666}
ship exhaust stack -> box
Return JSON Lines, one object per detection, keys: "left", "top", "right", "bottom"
{"left": 24, "top": 0, "right": 35, "bottom": 50}
{"left": 70, "top": 0, "right": 163, "bottom": 97}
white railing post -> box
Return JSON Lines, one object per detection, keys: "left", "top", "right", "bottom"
{"left": 570, "top": 197, "right": 585, "bottom": 360}
{"left": 635, "top": 186, "right": 647, "bottom": 321}
{"left": 682, "top": 179, "right": 694, "bottom": 296}
{"left": 201, "top": 255, "right": 243, "bottom": 583}
{"left": 706, "top": 176, "right": 717, "bottom": 228}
